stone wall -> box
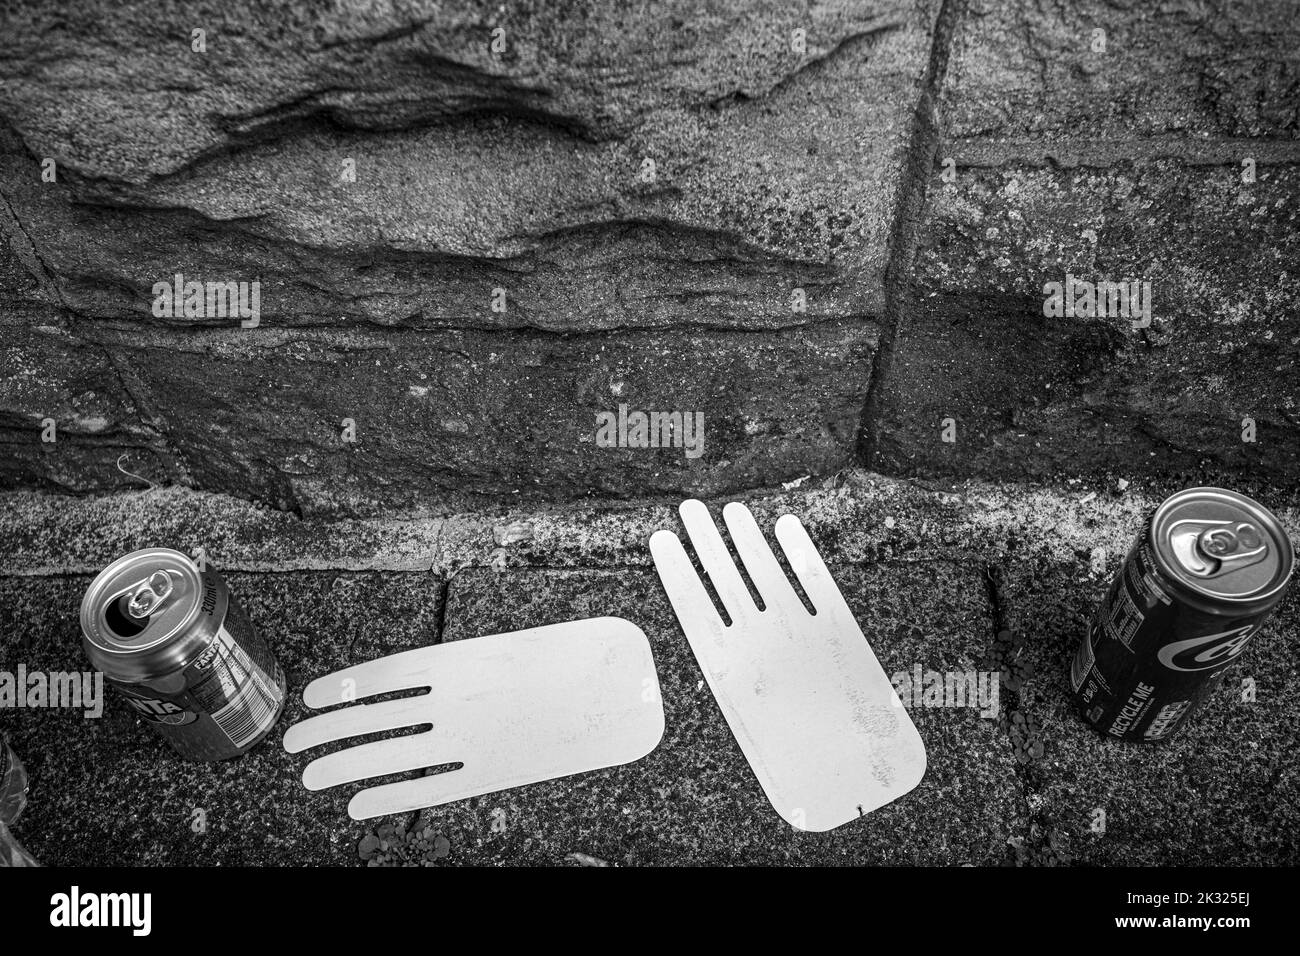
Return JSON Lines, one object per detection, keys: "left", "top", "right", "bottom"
{"left": 873, "top": 0, "right": 1300, "bottom": 493}
{"left": 1, "top": 0, "right": 1296, "bottom": 514}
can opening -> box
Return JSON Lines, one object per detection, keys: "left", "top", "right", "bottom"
{"left": 104, "top": 595, "right": 149, "bottom": 638}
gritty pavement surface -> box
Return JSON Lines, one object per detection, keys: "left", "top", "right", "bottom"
{"left": 997, "top": 559, "right": 1300, "bottom": 866}
{"left": 0, "top": 572, "right": 444, "bottom": 866}
{"left": 432, "top": 565, "right": 1018, "bottom": 865}
{"left": 0, "top": 471, "right": 1296, "bottom": 865}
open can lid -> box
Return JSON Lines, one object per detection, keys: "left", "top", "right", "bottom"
{"left": 1152, "top": 488, "right": 1294, "bottom": 606}
{"left": 80, "top": 549, "right": 211, "bottom": 668}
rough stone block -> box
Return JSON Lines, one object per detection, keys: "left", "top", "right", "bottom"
{"left": 873, "top": 0, "right": 1300, "bottom": 488}
{"left": 878, "top": 161, "right": 1300, "bottom": 491}
{"left": 941, "top": 0, "right": 1300, "bottom": 146}
{"left": 0, "top": 313, "right": 172, "bottom": 493}
{"left": 0, "top": 1, "right": 941, "bottom": 330}
{"left": 94, "top": 319, "right": 876, "bottom": 514}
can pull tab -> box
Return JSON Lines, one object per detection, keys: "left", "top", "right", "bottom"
{"left": 125, "top": 571, "right": 174, "bottom": 619}
{"left": 1169, "top": 519, "right": 1268, "bottom": 577}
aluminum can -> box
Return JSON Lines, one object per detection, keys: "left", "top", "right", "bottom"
{"left": 80, "top": 548, "right": 286, "bottom": 760}
{"left": 1071, "top": 487, "right": 1293, "bottom": 742}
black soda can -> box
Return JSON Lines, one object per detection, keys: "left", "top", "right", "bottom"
{"left": 1071, "top": 487, "right": 1294, "bottom": 743}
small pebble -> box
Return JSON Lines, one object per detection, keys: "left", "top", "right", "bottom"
{"left": 493, "top": 520, "right": 534, "bottom": 547}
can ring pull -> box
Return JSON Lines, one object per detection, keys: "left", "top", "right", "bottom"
{"left": 1170, "top": 519, "right": 1269, "bottom": 577}
{"left": 126, "top": 571, "right": 174, "bottom": 619}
